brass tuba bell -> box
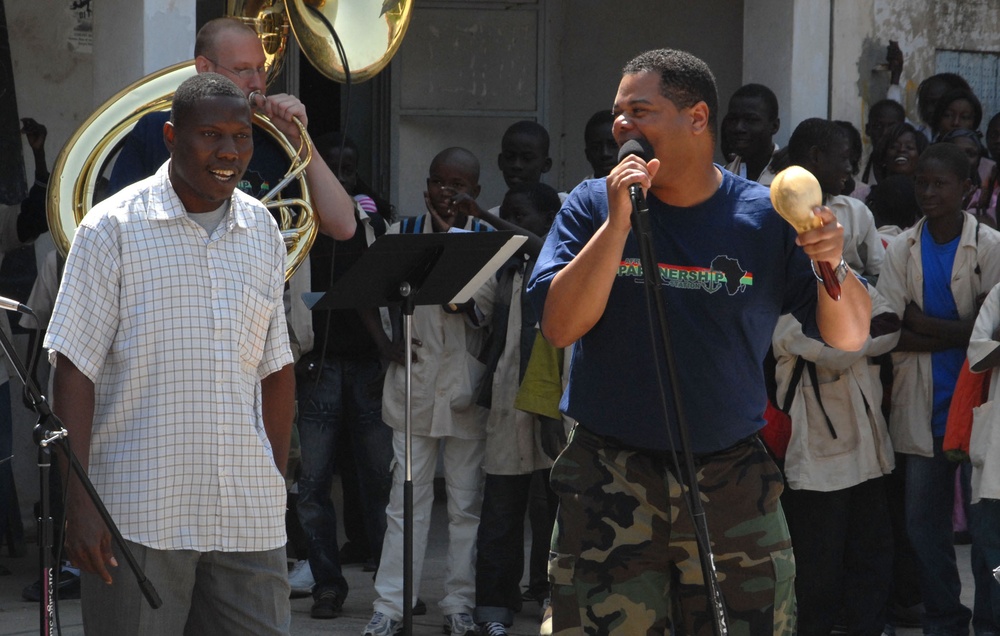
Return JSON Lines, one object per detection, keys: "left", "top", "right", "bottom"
{"left": 47, "top": 0, "right": 412, "bottom": 281}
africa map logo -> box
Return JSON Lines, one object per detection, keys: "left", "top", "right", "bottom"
{"left": 618, "top": 256, "right": 753, "bottom": 295}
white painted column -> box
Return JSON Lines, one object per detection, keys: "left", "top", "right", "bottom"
{"left": 93, "top": 0, "right": 196, "bottom": 106}
{"left": 742, "top": 0, "right": 831, "bottom": 147}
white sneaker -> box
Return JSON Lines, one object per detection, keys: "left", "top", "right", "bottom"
{"left": 362, "top": 611, "right": 403, "bottom": 636}
{"left": 287, "top": 560, "right": 315, "bottom": 598}
{"left": 444, "top": 613, "right": 477, "bottom": 635}
{"left": 540, "top": 597, "right": 553, "bottom": 635}
{"left": 481, "top": 621, "right": 509, "bottom": 636}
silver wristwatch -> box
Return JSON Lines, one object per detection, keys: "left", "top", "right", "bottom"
{"left": 810, "top": 257, "right": 850, "bottom": 284}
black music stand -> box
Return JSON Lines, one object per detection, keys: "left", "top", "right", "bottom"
{"left": 305, "top": 229, "right": 526, "bottom": 635}
{"left": 0, "top": 311, "right": 161, "bottom": 636}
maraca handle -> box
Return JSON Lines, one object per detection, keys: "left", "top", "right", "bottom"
{"left": 815, "top": 260, "right": 842, "bottom": 301}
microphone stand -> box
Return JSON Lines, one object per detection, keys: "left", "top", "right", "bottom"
{"left": 628, "top": 187, "right": 729, "bottom": 636}
{"left": 0, "top": 313, "right": 162, "bottom": 636}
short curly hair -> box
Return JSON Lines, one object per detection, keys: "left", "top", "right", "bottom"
{"left": 919, "top": 141, "right": 972, "bottom": 182}
{"left": 787, "top": 118, "right": 847, "bottom": 165}
{"left": 622, "top": 49, "right": 719, "bottom": 138}
{"left": 171, "top": 72, "right": 246, "bottom": 127}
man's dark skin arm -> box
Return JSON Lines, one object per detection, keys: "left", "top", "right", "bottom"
{"left": 17, "top": 118, "right": 49, "bottom": 242}
{"left": 539, "top": 416, "right": 567, "bottom": 461}
{"left": 887, "top": 41, "right": 903, "bottom": 86}
{"left": 53, "top": 353, "right": 118, "bottom": 584}
{"left": 896, "top": 300, "right": 981, "bottom": 353}
{"left": 359, "top": 307, "right": 422, "bottom": 366}
{"left": 450, "top": 192, "right": 544, "bottom": 258}
{"left": 261, "top": 364, "right": 295, "bottom": 477}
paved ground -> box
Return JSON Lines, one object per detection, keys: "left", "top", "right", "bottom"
{"left": 0, "top": 488, "right": 978, "bottom": 635}
{"left": 0, "top": 491, "right": 547, "bottom": 636}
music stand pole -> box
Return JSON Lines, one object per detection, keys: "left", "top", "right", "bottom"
{"left": 303, "top": 230, "right": 526, "bottom": 636}
{"left": 401, "top": 283, "right": 415, "bottom": 635}
{"left": 0, "top": 315, "right": 162, "bottom": 636}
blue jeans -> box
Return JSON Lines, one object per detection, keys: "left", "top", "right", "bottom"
{"left": 295, "top": 356, "right": 392, "bottom": 598}
{"left": 906, "top": 438, "right": 972, "bottom": 635}
{"left": 971, "top": 499, "right": 1000, "bottom": 635}
{"left": 474, "top": 471, "right": 540, "bottom": 626}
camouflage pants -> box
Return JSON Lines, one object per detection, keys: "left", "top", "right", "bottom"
{"left": 547, "top": 425, "right": 796, "bottom": 636}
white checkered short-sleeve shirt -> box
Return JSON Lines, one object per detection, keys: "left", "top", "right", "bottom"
{"left": 45, "top": 163, "right": 293, "bottom": 552}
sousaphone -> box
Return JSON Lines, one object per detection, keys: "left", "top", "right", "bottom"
{"left": 47, "top": 0, "right": 413, "bottom": 280}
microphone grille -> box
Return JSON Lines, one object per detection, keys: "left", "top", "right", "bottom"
{"left": 617, "top": 138, "right": 654, "bottom": 163}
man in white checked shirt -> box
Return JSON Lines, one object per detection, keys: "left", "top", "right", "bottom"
{"left": 45, "top": 73, "right": 296, "bottom": 635}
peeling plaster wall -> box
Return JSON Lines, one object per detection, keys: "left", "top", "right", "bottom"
{"left": 6, "top": 0, "right": 97, "bottom": 529}
{"left": 833, "top": 0, "right": 1000, "bottom": 153}
{"left": 8, "top": 0, "right": 94, "bottom": 173}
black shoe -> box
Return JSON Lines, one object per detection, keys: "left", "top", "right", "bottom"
{"left": 339, "top": 541, "right": 371, "bottom": 565}
{"left": 310, "top": 588, "right": 345, "bottom": 619}
{"left": 413, "top": 598, "right": 427, "bottom": 615}
{"left": 22, "top": 571, "right": 81, "bottom": 602}
{"left": 888, "top": 602, "right": 924, "bottom": 628}
{"left": 522, "top": 587, "right": 547, "bottom": 604}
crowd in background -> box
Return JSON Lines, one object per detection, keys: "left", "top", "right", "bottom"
{"left": 4, "top": 28, "right": 1000, "bottom": 636}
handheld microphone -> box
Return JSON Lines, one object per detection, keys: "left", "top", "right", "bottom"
{"left": 617, "top": 138, "right": 655, "bottom": 212}
{"left": 0, "top": 296, "right": 32, "bottom": 315}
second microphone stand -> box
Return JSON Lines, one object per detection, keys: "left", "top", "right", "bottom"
{"left": 0, "top": 313, "right": 161, "bottom": 636}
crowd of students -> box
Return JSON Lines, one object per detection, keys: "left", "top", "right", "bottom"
{"left": 347, "top": 53, "right": 1000, "bottom": 636}
{"left": 723, "top": 59, "right": 1000, "bottom": 636}
{"left": 9, "top": 26, "right": 1000, "bottom": 636}
{"left": 340, "top": 117, "right": 606, "bottom": 636}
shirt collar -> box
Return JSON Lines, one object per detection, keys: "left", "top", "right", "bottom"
{"left": 148, "top": 161, "right": 258, "bottom": 230}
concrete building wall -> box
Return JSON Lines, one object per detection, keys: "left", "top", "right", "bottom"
{"left": 389, "top": 0, "right": 744, "bottom": 212}
{"left": 93, "top": 0, "right": 195, "bottom": 102}
{"left": 742, "top": 0, "right": 831, "bottom": 149}
{"left": 553, "top": 0, "right": 744, "bottom": 189}
{"left": 8, "top": 0, "right": 95, "bottom": 169}
{"left": 831, "top": 0, "right": 1000, "bottom": 157}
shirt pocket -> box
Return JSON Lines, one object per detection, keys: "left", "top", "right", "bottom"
{"left": 239, "top": 285, "right": 275, "bottom": 368}
{"left": 802, "top": 373, "right": 860, "bottom": 458}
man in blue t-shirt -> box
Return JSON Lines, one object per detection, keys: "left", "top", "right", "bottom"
{"left": 526, "top": 48, "right": 872, "bottom": 636}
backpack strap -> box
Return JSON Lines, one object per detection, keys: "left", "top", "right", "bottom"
{"left": 805, "top": 361, "right": 838, "bottom": 439}
{"left": 781, "top": 356, "right": 806, "bottom": 413}
{"left": 781, "top": 357, "right": 838, "bottom": 439}
{"left": 398, "top": 215, "right": 426, "bottom": 234}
